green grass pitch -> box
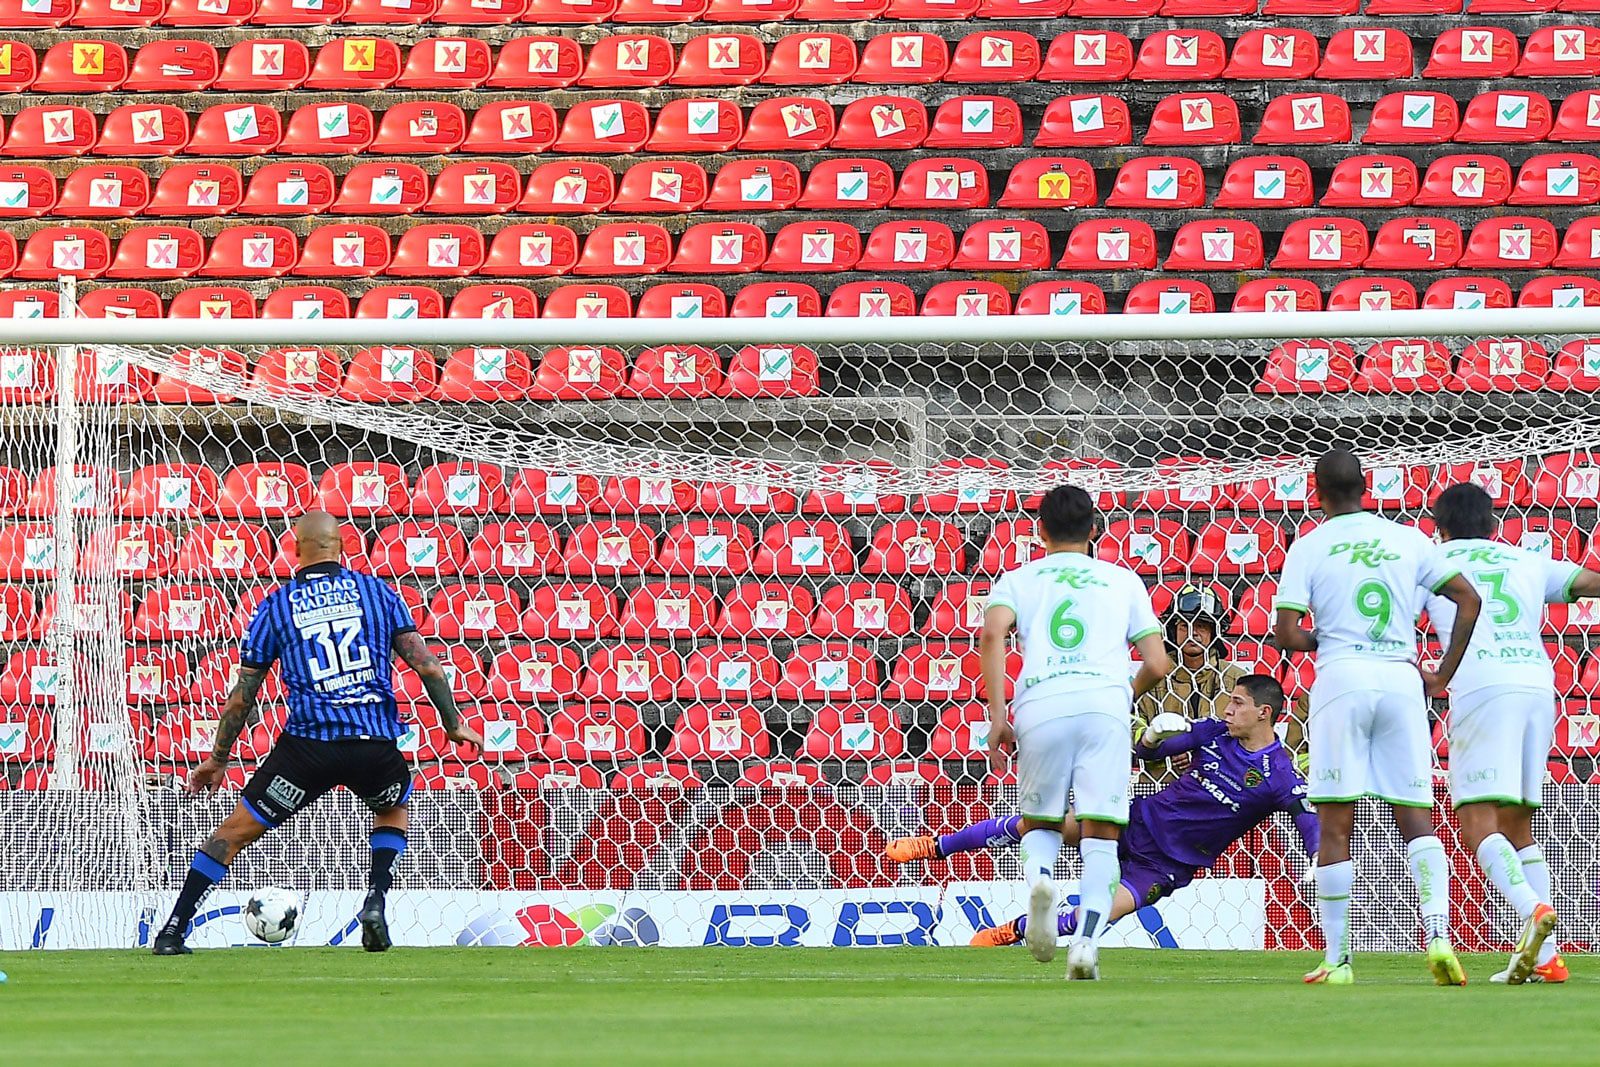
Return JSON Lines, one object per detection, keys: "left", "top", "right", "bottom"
{"left": 0, "top": 948, "right": 1593, "bottom": 1066}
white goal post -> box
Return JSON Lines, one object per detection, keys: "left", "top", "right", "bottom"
{"left": 2, "top": 302, "right": 1599, "bottom": 952}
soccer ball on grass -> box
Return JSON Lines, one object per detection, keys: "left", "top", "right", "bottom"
{"left": 244, "top": 887, "right": 302, "bottom": 945}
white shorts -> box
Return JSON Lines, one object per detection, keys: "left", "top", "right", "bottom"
{"left": 1307, "top": 659, "right": 1432, "bottom": 808}
{"left": 1015, "top": 693, "right": 1131, "bottom": 825}
{"left": 1448, "top": 685, "right": 1557, "bottom": 809}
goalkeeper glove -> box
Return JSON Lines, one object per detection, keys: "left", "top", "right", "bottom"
{"left": 1140, "top": 712, "right": 1190, "bottom": 748}
{"left": 1293, "top": 750, "right": 1310, "bottom": 778}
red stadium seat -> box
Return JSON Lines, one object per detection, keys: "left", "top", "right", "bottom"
{"left": 1132, "top": 29, "right": 1226, "bottom": 81}
{"left": 800, "top": 703, "right": 903, "bottom": 759}
{"left": 1363, "top": 92, "right": 1460, "bottom": 145}
{"left": 762, "top": 32, "right": 855, "bottom": 85}
{"left": 1108, "top": 156, "right": 1206, "bottom": 209}
{"left": 740, "top": 96, "right": 835, "bottom": 150}
{"left": 562, "top": 521, "right": 658, "bottom": 575}
{"left": 1548, "top": 337, "right": 1600, "bottom": 390}
{"left": 1321, "top": 155, "right": 1419, "bottom": 207}
{"left": 1365, "top": 216, "right": 1464, "bottom": 270}
{"left": 1355, "top": 339, "right": 1452, "bottom": 392}
{"left": 1457, "top": 91, "right": 1554, "bottom": 144}
{"left": 717, "top": 583, "right": 815, "bottom": 640}
{"left": 4, "top": 105, "right": 96, "bottom": 157}
{"left": 1461, "top": 216, "right": 1559, "bottom": 269}
{"left": 148, "top": 164, "right": 243, "bottom": 217}
{"left": 1164, "top": 219, "right": 1266, "bottom": 270}
{"left": 451, "top": 284, "right": 538, "bottom": 320}
{"left": 581, "top": 34, "right": 673, "bottom": 88}
{"left": 399, "top": 37, "right": 491, "bottom": 90}
{"left": 1124, "top": 280, "right": 1214, "bottom": 315}
{"left": 305, "top": 38, "right": 400, "bottom": 90}
{"left": 121, "top": 463, "right": 219, "bottom": 518}
{"left": 618, "top": 582, "right": 717, "bottom": 638}
{"left": 672, "top": 32, "right": 766, "bottom": 85}
{"left": 1415, "top": 155, "right": 1513, "bottom": 207}
{"left": 1272, "top": 217, "right": 1368, "bottom": 269}
{"left": 189, "top": 103, "right": 283, "bottom": 156}
{"left": 1015, "top": 281, "right": 1106, "bottom": 316}
{"left": 857, "top": 32, "right": 948, "bottom": 84}
{"left": 1425, "top": 26, "right": 1518, "bottom": 78}
{"left": 526, "top": 344, "right": 624, "bottom": 399}
{"left": 833, "top": 96, "right": 927, "bottom": 149}
{"left": 811, "top": 581, "right": 915, "bottom": 638}
{"left": 997, "top": 157, "right": 1096, "bottom": 208}
{"left": 614, "top": 160, "right": 708, "bottom": 213}
{"left": 1144, "top": 92, "right": 1241, "bottom": 146}
{"left": 540, "top": 703, "right": 645, "bottom": 763}
{"left": 215, "top": 39, "right": 309, "bottom": 91}
{"left": 669, "top": 222, "right": 765, "bottom": 274}
{"left": 603, "top": 476, "right": 698, "bottom": 515}
{"left": 704, "top": 159, "right": 801, "bottom": 212}
{"left": 369, "top": 521, "right": 469, "bottom": 578}
{"left": 1256, "top": 339, "right": 1359, "bottom": 394}
{"left": 58, "top": 166, "right": 151, "bottom": 219}
{"left": 17, "top": 226, "right": 109, "bottom": 279}
{"left": 353, "top": 286, "right": 445, "bottom": 321}
{"left": 1449, "top": 338, "right": 1551, "bottom": 392}
{"left": 677, "top": 644, "right": 783, "bottom": 701}
{"left": 948, "top": 31, "right": 1040, "bottom": 83}
{"left": 920, "top": 280, "right": 1010, "bottom": 315}
{"left": 1226, "top": 28, "right": 1318, "bottom": 79}
{"left": 1517, "top": 26, "right": 1600, "bottom": 77}
{"left": 555, "top": 99, "right": 651, "bottom": 153}
{"left": 655, "top": 518, "right": 756, "bottom": 575}
{"left": 1060, "top": 219, "right": 1158, "bottom": 270}
{"left": 1511, "top": 154, "right": 1600, "bottom": 205}
{"left": 1038, "top": 30, "right": 1133, "bottom": 82}
{"left": 38, "top": 40, "right": 128, "bottom": 92}
{"left": 1233, "top": 279, "right": 1323, "bottom": 314}
{"left": 926, "top": 96, "right": 1023, "bottom": 149}
{"left": 580, "top": 644, "right": 683, "bottom": 702}
{"left": 1253, "top": 93, "right": 1351, "bottom": 145}
{"left": 0, "top": 165, "right": 54, "bottom": 218}
{"left": 799, "top": 157, "right": 894, "bottom": 210}
{"left": 485, "top": 645, "right": 581, "bottom": 703}
{"left": 279, "top": 102, "right": 374, "bottom": 155}
{"left": 422, "top": 583, "right": 523, "bottom": 639}
{"left": 1215, "top": 157, "right": 1314, "bottom": 208}
{"left": 108, "top": 226, "right": 203, "bottom": 280}
{"left": 666, "top": 704, "right": 772, "bottom": 761}
{"left": 124, "top": 40, "right": 217, "bottom": 92}
{"left": 1318, "top": 27, "right": 1413, "bottom": 79}
{"left": 1422, "top": 277, "right": 1512, "bottom": 310}
{"left": 521, "top": 583, "right": 618, "bottom": 640}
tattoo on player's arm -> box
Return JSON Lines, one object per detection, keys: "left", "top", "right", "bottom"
{"left": 394, "top": 631, "right": 462, "bottom": 732}
{"left": 212, "top": 666, "right": 267, "bottom": 762}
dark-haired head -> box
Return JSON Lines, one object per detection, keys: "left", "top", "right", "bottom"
{"left": 1313, "top": 448, "right": 1365, "bottom": 512}
{"left": 1037, "top": 485, "right": 1099, "bottom": 545}
{"left": 1432, "top": 482, "right": 1496, "bottom": 542}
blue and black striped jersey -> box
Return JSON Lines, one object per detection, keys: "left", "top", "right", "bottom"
{"left": 239, "top": 562, "right": 417, "bottom": 741}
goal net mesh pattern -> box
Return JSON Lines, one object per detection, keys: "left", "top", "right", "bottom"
{"left": 3, "top": 320, "right": 1599, "bottom": 952}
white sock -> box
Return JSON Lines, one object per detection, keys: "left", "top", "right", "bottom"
{"left": 1406, "top": 836, "right": 1451, "bottom": 943}
{"left": 1019, "top": 828, "right": 1062, "bottom": 891}
{"left": 1076, "top": 838, "right": 1119, "bottom": 946}
{"left": 1475, "top": 833, "right": 1539, "bottom": 919}
{"left": 1314, "top": 860, "right": 1353, "bottom": 967}
{"left": 1517, "top": 844, "right": 1558, "bottom": 965}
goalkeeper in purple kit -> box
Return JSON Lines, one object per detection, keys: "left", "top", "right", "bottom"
{"left": 888, "top": 676, "right": 1318, "bottom": 945}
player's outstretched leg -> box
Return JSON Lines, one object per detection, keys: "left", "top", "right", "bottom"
{"left": 1458, "top": 802, "right": 1556, "bottom": 986}
{"left": 887, "top": 815, "right": 1023, "bottom": 864}
{"left": 970, "top": 909, "right": 1077, "bottom": 948}
{"left": 359, "top": 825, "right": 407, "bottom": 953}
{"left": 153, "top": 806, "right": 268, "bottom": 955}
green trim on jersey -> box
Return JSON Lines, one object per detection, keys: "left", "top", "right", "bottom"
{"left": 1274, "top": 600, "right": 1310, "bottom": 614}
{"left": 1129, "top": 626, "right": 1160, "bottom": 643}
{"left": 1307, "top": 793, "right": 1366, "bottom": 804}
{"left": 1561, "top": 568, "right": 1585, "bottom": 604}
{"left": 986, "top": 597, "right": 1018, "bottom": 613}
{"left": 1074, "top": 813, "right": 1130, "bottom": 827}
{"left": 1376, "top": 794, "right": 1433, "bottom": 809}
{"left": 1429, "top": 568, "right": 1463, "bottom": 594}
{"left": 1452, "top": 793, "right": 1539, "bottom": 811}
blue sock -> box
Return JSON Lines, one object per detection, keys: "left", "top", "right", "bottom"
{"left": 937, "top": 814, "right": 1023, "bottom": 857}
{"left": 161, "top": 851, "right": 229, "bottom": 938}
{"left": 369, "top": 829, "right": 407, "bottom": 896}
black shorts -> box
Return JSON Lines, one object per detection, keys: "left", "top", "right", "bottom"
{"left": 240, "top": 733, "right": 412, "bottom": 829}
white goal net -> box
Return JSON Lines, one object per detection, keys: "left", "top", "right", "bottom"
{"left": 3, "top": 304, "right": 1600, "bottom": 953}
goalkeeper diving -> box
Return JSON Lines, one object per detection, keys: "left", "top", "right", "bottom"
{"left": 888, "top": 675, "right": 1318, "bottom": 945}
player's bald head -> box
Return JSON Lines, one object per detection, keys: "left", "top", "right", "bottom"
{"left": 1314, "top": 448, "right": 1365, "bottom": 508}
{"left": 293, "top": 510, "right": 343, "bottom": 565}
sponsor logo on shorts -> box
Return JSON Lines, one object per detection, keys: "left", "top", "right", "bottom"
{"left": 264, "top": 775, "right": 306, "bottom": 811}
{"left": 1464, "top": 768, "right": 1497, "bottom": 784}
{"left": 367, "top": 782, "right": 406, "bottom": 809}
{"left": 1316, "top": 768, "right": 1341, "bottom": 783}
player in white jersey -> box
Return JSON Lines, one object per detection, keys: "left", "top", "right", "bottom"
{"left": 1428, "top": 483, "right": 1600, "bottom": 984}
{"left": 982, "top": 485, "right": 1174, "bottom": 980}
{"left": 1274, "top": 449, "right": 1482, "bottom": 987}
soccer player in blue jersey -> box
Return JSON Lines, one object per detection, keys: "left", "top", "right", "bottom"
{"left": 152, "top": 511, "right": 483, "bottom": 956}
{"left": 888, "top": 676, "right": 1318, "bottom": 946}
